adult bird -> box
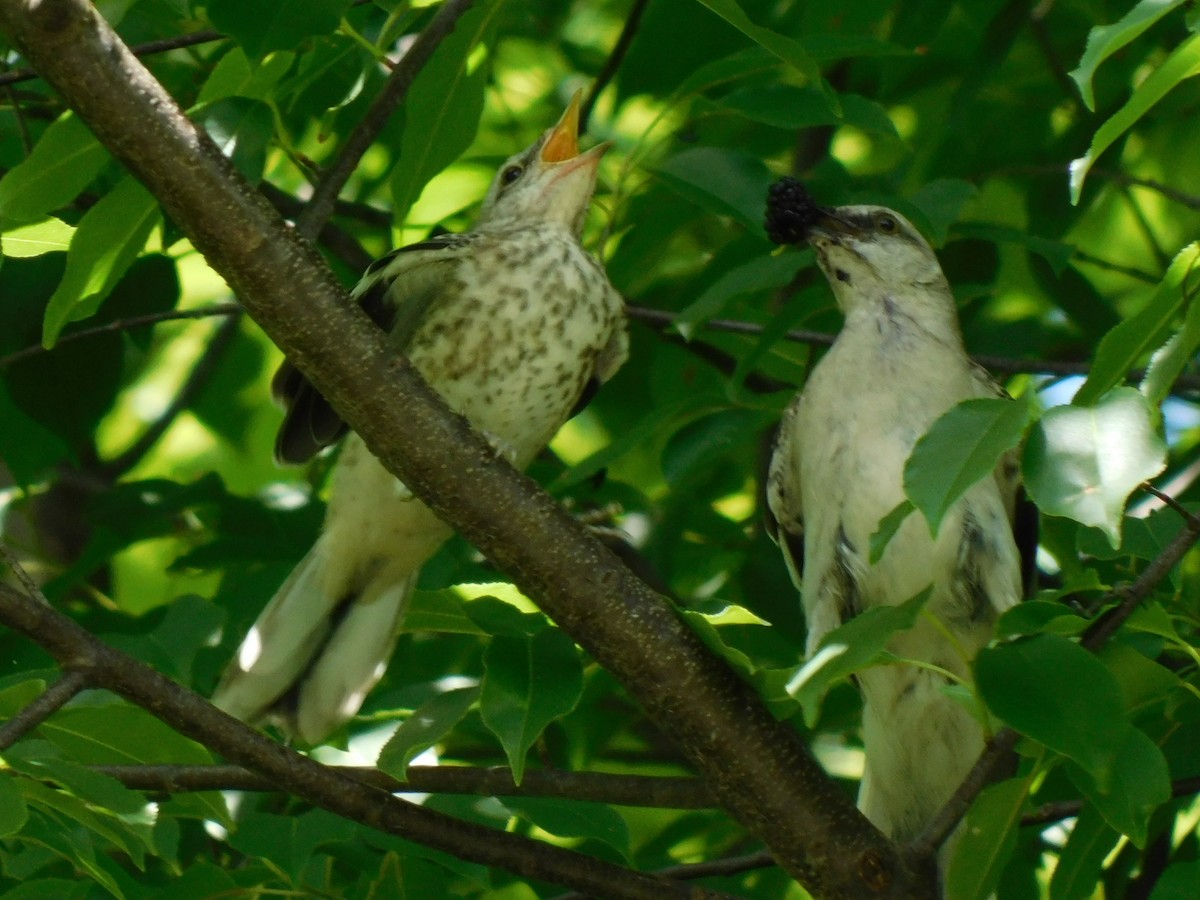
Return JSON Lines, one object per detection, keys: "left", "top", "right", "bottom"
{"left": 763, "top": 180, "right": 1032, "bottom": 862}
{"left": 213, "top": 94, "right": 628, "bottom": 744}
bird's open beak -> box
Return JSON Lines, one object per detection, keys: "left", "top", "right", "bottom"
{"left": 810, "top": 210, "right": 858, "bottom": 238}
{"left": 541, "top": 91, "right": 583, "bottom": 163}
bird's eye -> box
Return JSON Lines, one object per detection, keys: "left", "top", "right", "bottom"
{"left": 500, "top": 165, "right": 523, "bottom": 186}
{"left": 876, "top": 214, "right": 898, "bottom": 233}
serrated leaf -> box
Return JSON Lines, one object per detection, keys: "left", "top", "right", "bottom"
{"left": 787, "top": 588, "right": 931, "bottom": 726}
{"left": 1076, "top": 242, "right": 1200, "bottom": 405}
{"left": 977, "top": 634, "right": 1129, "bottom": 788}
{"left": 1070, "top": 34, "right": 1200, "bottom": 203}
{"left": 905, "top": 396, "right": 1030, "bottom": 535}
{"left": 377, "top": 686, "right": 480, "bottom": 779}
{"left": 42, "top": 177, "right": 161, "bottom": 347}
{"left": 1, "top": 217, "right": 74, "bottom": 258}
{"left": 389, "top": 0, "right": 503, "bottom": 226}
{"left": 480, "top": 630, "right": 583, "bottom": 784}
{"left": 1022, "top": 388, "right": 1166, "bottom": 547}
{"left": 1069, "top": 0, "right": 1189, "bottom": 111}
{"left": 944, "top": 778, "right": 1027, "bottom": 900}
{"left": 0, "top": 114, "right": 110, "bottom": 224}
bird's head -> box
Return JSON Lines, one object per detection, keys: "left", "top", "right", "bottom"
{"left": 804, "top": 206, "right": 949, "bottom": 312}
{"left": 765, "top": 179, "right": 950, "bottom": 316}
{"left": 477, "top": 91, "right": 610, "bottom": 236}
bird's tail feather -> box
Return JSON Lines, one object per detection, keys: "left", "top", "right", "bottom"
{"left": 213, "top": 540, "right": 418, "bottom": 744}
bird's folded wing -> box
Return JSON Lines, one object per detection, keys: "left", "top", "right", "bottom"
{"left": 272, "top": 233, "right": 477, "bottom": 465}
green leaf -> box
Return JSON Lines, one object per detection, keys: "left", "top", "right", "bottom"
{"left": 977, "top": 634, "right": 1130, "bottom": 788}
{"left": 377, "top": 686, "right": 480, "bottom": 778}
{"left": 206, "top": 0, "right": 351, "bottom": 59}
{"left": 4, "top": 744, "right": 147, "bottom": 816}
{"left": 996, "top": 599, "right": 1088, "bottom": 639}
{"left": 0, "top": 114, "right": 110, "bottom": 225}
{"left": 40, "top": 705, "right": 212, "bottom": 766}
{"left": 869, "top": 499, "right": 914, "bottom": 564}
{"left": 713, "top": 84, "right": 895, "bottom": 135}
{"left": 228, "top": 809, "right": 357, "bottom": 880}
{"left": 1, "top": 217, "right": 74, "bottom": 258}
{"left": 1141, "top": 276, "right": 1200, "bottom": 406}
{"left": 42, "top": 176, "right": 161, "bottom": 347}
{"left": 909, "top": 179, "right": 977, "bottom": 246}
{"left": 1075, "top": 242, "right": 1200, "bottom": 405}
{"left": 1022, "top": 388, "right": 1166, "bottom": 548}
{"left": 1069, "top": 0, "right": 1190, "bottom": 111}
{"left": 501, "top": 797, "right": 630, "bottom": 859}
{"left": 403, "top": 589, "right": 486, "bottom": 634}
{"left": 480, "top": 629, "right": 583, "bottom": 784}
{"left": 195, "top": 48, "right": 296, "bottom": 106}
{"left": 944, "top": 778, "right": 1027, "bottom": 900}
{"left": 1151, "top": 861, "right": 1200, "bottom": 900}
{"left": 1067, "top": 725, "right": 1170, "bottom": 846}
{"left": 1049, "top": 805, "right": 1120, "bottom": 900}
{"left": 954, "top": 223, "right": 1076, "bottom": 275}
{"left": 199, "top": 98, "right": 275, "bottom": 183}
{"left": 905, "top": 396, "right": 1030, "bottom": 536}
{"left": 653, "top": 146, "right": 776, "bottom": 232}
{"left": 674, "top": 252, "right": 807, "bottom": 336}
{"left": 1070, "top": 34, "right": 1200, "bottom": 204}
{"left": 389, "top": 0, "right": 503, "bottom": 226}
{"left": 693, "top": 0, "right": 828, "bottom": 106}
{"left": 0, "top": 772, "right": 29, "bottom": 837}
{"left": 787, "top": 588, "right": 931, "bottom": 727}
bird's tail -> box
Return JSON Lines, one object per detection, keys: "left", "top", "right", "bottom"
{"left": 212, "top": 538, "right": 417, "bottom": 744}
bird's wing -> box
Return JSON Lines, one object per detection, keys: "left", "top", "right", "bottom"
{"left": 764, "top": 402, "right": 805, "bottom": 588}
{"left": 970, "top": 361, "right": 1039, "bottom": 596}
{"left": 273, "top": 233, "right": 476, "bottom": 465}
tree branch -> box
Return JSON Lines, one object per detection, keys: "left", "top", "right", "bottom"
{"left": 580, "top": 0, "right": 650, "bottom": 134}
{"left": 0, "top": 669, "right": 88, "bottom": 751}
{"left": 0, "top": 2, "right": 928, "bottom": 895}
{"left": 295, "top": 0, "right": 476, "bottom": 241}
{"left": 0, "top": 580, "right": 730, "bottom": 900}
{"left": 89, "top": 763, "right": 714, "bottom": 808}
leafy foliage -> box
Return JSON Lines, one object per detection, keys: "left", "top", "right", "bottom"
{"left": 2, "top": 0, "right": 1200, "bottom": 897}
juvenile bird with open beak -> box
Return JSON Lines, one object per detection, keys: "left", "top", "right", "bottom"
{"left": 764, "top": 179, "right": 1032, "bottom": 874}
{"left": 214, "top": 94, "right": 628, "bottom": 744}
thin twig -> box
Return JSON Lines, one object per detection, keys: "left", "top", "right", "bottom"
{"left": 296, "top": 0, "right": 476, "bottom": 241}
{"left": 580, "top": 0, "right": 651, "bottom": 134}
{"left": 0, "top": 28, "right": 224, "bottom": 88}
{"left": 0, "top": 670, "right": 89, "bottom": 751}
{"left": 88, "top": 763, "right": 714, "bottom": 808}
{"left": 0, "top": 303, "right": 241, "bottom": 369}
{"left": 1140, "top": 482, "right": 1200, "bottom": 530}
{"left": 1022, "top": 774, "right": 1200, "bottom": 827}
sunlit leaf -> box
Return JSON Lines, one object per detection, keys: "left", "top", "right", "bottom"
{"left": 1022, "top": 388, "right": 1166, "bottom": 547}
{"left": 0, "top": 217, "right": 74, "bottom": 258}
{"left": 1070, "top": 34, "right": 1200, "bottom": 203}
{"left": 944, "top": 778, "right": 1028, "bottom": 900}
{"left": 1069, "top": 0, "right": 1190, "bottom": 110}
{"left": 377, "top": 686, "right": 481, "bottom": 778}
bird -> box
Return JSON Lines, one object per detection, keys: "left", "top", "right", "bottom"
{"left": 213, "top": 93, "right": 629, "bottom": 744}
{"left": 763, "top": 179, "right": 1032, "bottom": 860}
